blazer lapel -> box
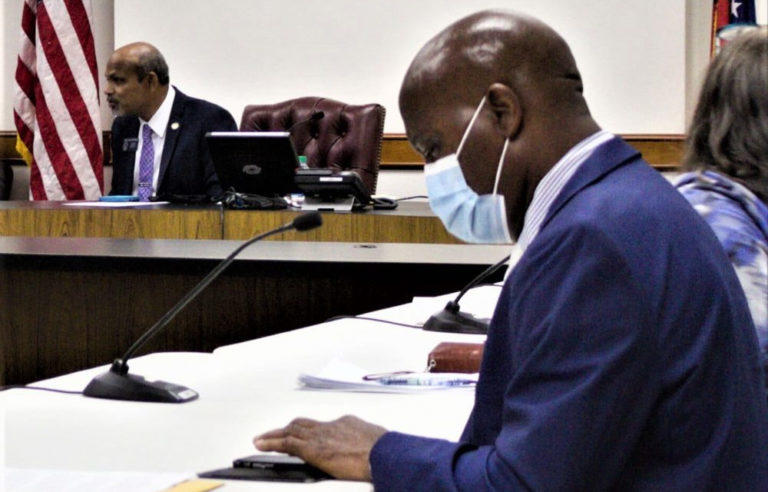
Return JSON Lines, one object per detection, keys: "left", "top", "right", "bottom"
{"left": 118, "top": 117, "right": 140, "bottom": 192}
{"left": 538, "top": 136, "right": 641, "bottom": 231}
{"left": 156, "top": 89, "right": 185, "bottom": 192}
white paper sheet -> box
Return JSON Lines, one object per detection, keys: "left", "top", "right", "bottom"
{"left": 2, "top": 468, "right": 192, "bottom": 492}
{"left": 62, "top": 201, "right": 170, "bottom": 208}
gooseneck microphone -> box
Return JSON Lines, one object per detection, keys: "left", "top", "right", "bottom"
{"left": 286, "top": 111, "right": 325, "bottom": 132}
{"left": 83, "top": 212, "right": 323, "bottom": 403}
{"left": 422, "top": 254, "right": 510, "bottom": 334}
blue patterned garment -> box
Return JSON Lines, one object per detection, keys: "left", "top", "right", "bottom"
{"left": 676, "top": 170, "right": 768, "bottom": 365}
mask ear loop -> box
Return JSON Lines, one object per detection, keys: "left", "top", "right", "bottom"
{"left": 492, "top": 139, "right": 509, "bottom": 195}
{"left": 456, "top": 96, "right": 487, "bottom": 159}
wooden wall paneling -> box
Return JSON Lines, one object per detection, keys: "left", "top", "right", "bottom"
{"left": 0, "top": 205, "right": 223, "bottom": 240}
{"left": 624, "top": 135, "right": 687, "bottom": 170}
{"left": 223, "top": 209, "right": 461, "bottom": 244}
{"left": 380, "top": 136, "right": 424, "bottom": 167}
{"left": 0, "top": 202, "right": 458, "bottom": 243}
{"left": 0, "top": 253, "right": 499, "bottom": 385}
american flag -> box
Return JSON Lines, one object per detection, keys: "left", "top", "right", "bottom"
{"left": 13, "top": 0, "right": 103, "bottom": 200}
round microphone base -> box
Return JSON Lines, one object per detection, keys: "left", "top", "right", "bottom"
{"left": 422, "top": 307, "right": 489, "bottom": 334}
{"left": 83, "top": 369, "right": 198, "bottom": 403}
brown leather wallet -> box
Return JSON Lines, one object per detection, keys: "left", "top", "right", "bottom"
{"left": 427, "top": 342, "right": 485, "bottom": 373}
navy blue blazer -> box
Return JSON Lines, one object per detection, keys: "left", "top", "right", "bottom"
{"left": 370, "top": 137, "right": 768, "bottom": 490}
{"left": 109, "top": 88, "right": 237, "bottom": 198}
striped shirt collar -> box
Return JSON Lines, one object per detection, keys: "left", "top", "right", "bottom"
{"left": 516, "top": 130, "right": 614, "bottom": 253}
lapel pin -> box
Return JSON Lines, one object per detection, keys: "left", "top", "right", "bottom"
{"left": 171, "top": 122, "right": 180, "bottom": 130}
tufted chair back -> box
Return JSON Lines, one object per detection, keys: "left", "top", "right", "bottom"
{"left": 240, "top": 97, "right": 385, "bottom": 194}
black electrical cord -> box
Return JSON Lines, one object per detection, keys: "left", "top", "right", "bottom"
{"left": 395, "top": 195, "right": 428, "bottom": 202}
{"left": 325, "top": 315, "right": 422, "bottom": 329}
{"left": 0, "top": 385, "right": 82, "bottom": 395}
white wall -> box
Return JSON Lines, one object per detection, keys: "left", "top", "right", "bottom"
{"left": 0, "top": 0, "right": 715, "bottom": 198}
{"left": 685, "top": 0, "right": 713, "bottom": 126}
{"left": 4, "top": 1, "right": 767, "bottom": 135}
{"left": 114, "top": 0, "right": 688, "bottom": 135}
{"left": 760, "top": 0, "right": 768, "bottom": 25}
{"left": 684, "top": 0, "right": 768, "bottom": 125}
{"left": 377, "top": 170, "right": 427, "bottom": 200}
{"left": 0, "top": 2, "right": 19, "bottom": 130}
{"left": 0, "top": 2, "right": 761, "bottom": 198}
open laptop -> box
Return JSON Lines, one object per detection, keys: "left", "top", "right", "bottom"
{"left": 206, "top": 131, "right": 299, "bottom": 197}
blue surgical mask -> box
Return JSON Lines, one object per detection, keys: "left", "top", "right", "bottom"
{"left": 424, "top": 96, "right": 513, "bottom": 244}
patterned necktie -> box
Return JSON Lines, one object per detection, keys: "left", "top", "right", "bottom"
{"left": 138, "top": 124, "right": 154, "bottom": 201}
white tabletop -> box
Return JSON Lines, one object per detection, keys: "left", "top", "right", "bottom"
{"left": 1, "top": 286, "right": 501, "bottom": 491}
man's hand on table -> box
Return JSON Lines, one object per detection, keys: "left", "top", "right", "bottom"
{"left": 254, "top": 415, "right": 387, "bottom": 481}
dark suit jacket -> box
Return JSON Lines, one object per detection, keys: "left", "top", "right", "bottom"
{"left": 110, "top": 87, "right": 237, "bottom": 198}
{"left": 370, "top": 137, "right": 768, "bottom": 490}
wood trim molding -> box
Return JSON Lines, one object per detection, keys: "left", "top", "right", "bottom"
{"left": 380, "top": 133, "right": 685, "bottom": 171}
{"left": 1, "top": 131, "right": 112, "bottom": 167}
{"left": 0, "top": 131, "right": 19, "bottom": 162}
{"left": 1, "top": 131, "right": 685, "bottom": 171}
{"left": 621, "top": 134, "right": 686, "bottom": 171}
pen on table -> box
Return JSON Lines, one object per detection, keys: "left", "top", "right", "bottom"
{"left": 375, "top": 375, "right": 477, "bottom": 386}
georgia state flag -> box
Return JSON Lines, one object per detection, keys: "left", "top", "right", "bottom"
{"left": 715, "top": 0, "right": 757, "bottom": 30}
{"left": 712, "top": 0, "right": 758, "bottom": 54}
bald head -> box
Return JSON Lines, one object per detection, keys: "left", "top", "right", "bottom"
{"left": 110, "top": 42, "right": 170, "bottom": 86}
{"left": 105, "top": 42, "right": 170, "bottom": 120}
{"left": 399, "top": 10, "right": 600, "bottom": 240}
{"left": 400, "top": 10, "right": 586, "bottom": 127}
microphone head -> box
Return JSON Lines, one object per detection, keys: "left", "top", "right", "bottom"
{"left": 311, "top": 111, "right": 325, "bottom": 121}
{"left": 292, "top": 211, "right": 323, "bottom": 231}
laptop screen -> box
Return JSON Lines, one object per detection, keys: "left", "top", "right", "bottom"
{"left": 206, "top": 131, "right": 299, "bottom": 197}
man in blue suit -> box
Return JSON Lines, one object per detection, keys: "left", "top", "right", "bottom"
{"left": 105, "top": 42, "right": 236, "bottom": 199}
{"left": 254, "top": 11, "right": 768, "bottom": 489}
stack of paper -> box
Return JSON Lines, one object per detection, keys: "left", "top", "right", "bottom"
{"left": 298, "top": 359, "right": 477, "bottom": 393}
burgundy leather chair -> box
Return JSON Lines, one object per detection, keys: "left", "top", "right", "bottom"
{"left": 240, "top": 97, "right": 385, "bottom": 194}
